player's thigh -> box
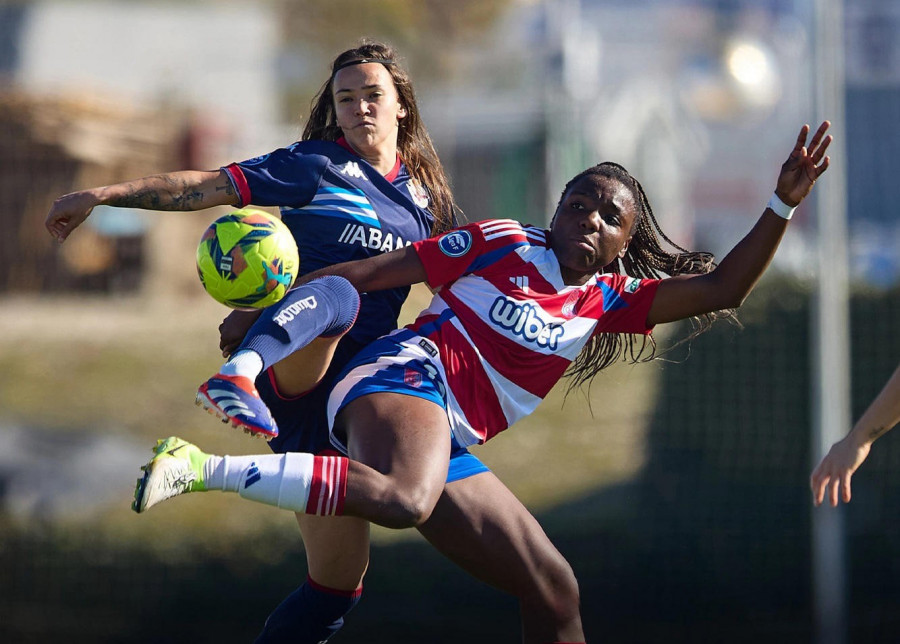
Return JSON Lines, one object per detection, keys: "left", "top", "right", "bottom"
{"left": 296, "top": 513, "right": 370, "bottom": 591}
{"left": 340, "top": 393, "right": 451, "bottom": 499}
{"left": 417, "top": 471, "right": 576, "bottom": 599}
{"left": 270, "top": 335, "right": 342, "bottom": 397}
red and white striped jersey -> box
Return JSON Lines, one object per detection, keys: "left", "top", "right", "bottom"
{"left": 409, "top": 219, "right": 661, "bottom": 446}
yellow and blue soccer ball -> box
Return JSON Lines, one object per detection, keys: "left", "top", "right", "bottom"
{"left": 196, "top": 209, "right": 299, "bottom": 309}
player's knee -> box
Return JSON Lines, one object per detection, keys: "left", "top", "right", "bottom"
{"left": 526, "top": 551, "right": 581, "bottom": 623}
{"left": 549, "top": 562, "right": 581, "bottom": 620}
{"left": 384, "top": 482, "right": 441, "bottom": 528}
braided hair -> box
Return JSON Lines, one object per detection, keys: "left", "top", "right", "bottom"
{"left": 302, "top": 39, "right": 459, "bottom": 235}
{"left": 562, "top": 162, "right": 737, "bottom": 390}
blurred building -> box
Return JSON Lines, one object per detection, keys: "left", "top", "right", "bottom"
{"left": 1, "top": 0, "right": 897, "bottom": 295}
{"left": 0, "top": 1, "right": 283, "bottom": 296}
{"left": 421, "top": 0, "right": 897, "bottom": 285}
{"left": 0, "top": 92, "right": 176, "bottom": 294}
{"left": 845, "top": 0, "right": 900, "bottom": 286}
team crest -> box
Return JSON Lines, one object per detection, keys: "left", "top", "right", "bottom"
{"left": 561, "top": 291, "right": 581, "bottom": 318}
{"left": 624, "top": 277, "right": 641, "bottom": 293}
{"left": 404, "top": 368, "right": 423, "bottom": 388}
{"left": 438, "top": 229, "right": 473, "bottom": 257}
{"left": 407, "top": 180, "right": 430, "bottom": 209}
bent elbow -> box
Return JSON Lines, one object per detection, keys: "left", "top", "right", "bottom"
{"left": 707, "top": 288, "right": 750, "bottom": 313}
{"left": 725, "top": 292, "right": 750, "bottom": 310}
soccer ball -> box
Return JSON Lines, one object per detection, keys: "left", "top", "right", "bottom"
{"left": 196, "top": 209, "right": 299, "bottom": 309}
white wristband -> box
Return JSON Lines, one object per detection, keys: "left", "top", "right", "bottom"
{"left": 766, "top": 193, "right": 796, "bottom": 220}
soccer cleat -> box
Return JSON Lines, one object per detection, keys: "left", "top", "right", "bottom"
{"left": 196, "top": 373, "right": 279, "bottom": 439}
{"left": 133, "top": 436, "right": 209, "bottom": 513}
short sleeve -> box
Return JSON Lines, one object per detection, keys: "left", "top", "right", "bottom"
{"left": 590, "top": 274, "right": 661, "bottom": 335}
{"left": 222, "top": 143, "right": 327, "bottom": 209}
{"left": 412, "top": 222, "right": 487, "bottom": 289}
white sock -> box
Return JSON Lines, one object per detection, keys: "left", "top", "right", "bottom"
{"left": 219, "top": 350, "right": 264, "bottom": 380}
{"left": 203, "top": 454, "right": 256, "bottom": 492}
{"left": 202, "top": 452, "right": 315, "bottom": 511}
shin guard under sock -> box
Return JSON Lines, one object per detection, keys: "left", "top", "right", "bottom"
{"left": 232, "top": 275, "right": 360, "bottom": 374}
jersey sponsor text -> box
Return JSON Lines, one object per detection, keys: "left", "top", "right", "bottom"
{"left": 338, "top": 223, "right": 410, "bottom": 252}
{"left": 489, "top": 296, "right": 564, "bottom": 350}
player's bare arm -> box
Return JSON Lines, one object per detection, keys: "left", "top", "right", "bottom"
{"left": 45, "top": 169, "right": 238, "bottom": 243}
{"left": 297, "top": 244, "right": 428, "bottom": 294}
{"left": 647, "top": 121, "right": 831, "bottom": 326}
{"left": 103, "top": 171, "right": 235, "bottom": 210}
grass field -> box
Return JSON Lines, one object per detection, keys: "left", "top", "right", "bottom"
{"left": 10, "top": 282, "right": 900, "bottom": 642}
{"left": 0, "top": 287, "right": 659, "bottom": 548}
{"left": 0, "top": 286, "right": 668, "bottom": 641}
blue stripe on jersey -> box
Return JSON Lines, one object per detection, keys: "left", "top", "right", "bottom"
{"left": 467, "top": 241, "right": 530, "bottom": 274}
{"left": 306, "top": 206, "right": 379, "bottom": 225}
{"left": 319, "top": 186, "right": 371, "bottom": 197}
{"left": 311, "top": 199, "right": 374, "bottom": 213}
{"left": 315, "top": 187, "right": 376, "bottom": 210}
{"left": 412, "top": 308, "right": 457, "bottom": 338}
{"left": 596, "top": 280, "right": 629, "bottom": 312}
{"left": 301, "top": 186, "right": 380, "bottom": 227}
{"left": 282, "top": 206, "right": 381, "bottom": 228}
{"left": 391, "top": 328, "right": 418, "bottom": 343}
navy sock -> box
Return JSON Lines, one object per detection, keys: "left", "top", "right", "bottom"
{"left": 254, "top": 577, "right": 363, "bottom": 644}
{"left": 239, "top": 275, "right": 359, "bottom": 372}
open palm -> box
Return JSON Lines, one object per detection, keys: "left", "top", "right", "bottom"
{"left": 775, "top": 121, "right": 832, "bottom": 207}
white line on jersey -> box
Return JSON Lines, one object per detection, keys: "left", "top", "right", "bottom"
{"left": 510, "top": 275, "right": 529, "bottom": 292}
{"left": 482, "top": 220, "right": 524, "bottom": 241}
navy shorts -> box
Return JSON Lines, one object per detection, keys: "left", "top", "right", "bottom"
{"left": 259, "top": 335, "right": 363, "bottom": 456}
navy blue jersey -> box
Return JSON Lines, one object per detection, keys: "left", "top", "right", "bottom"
{"left": 223, "top": 138, "right": 435, "bottom": 345}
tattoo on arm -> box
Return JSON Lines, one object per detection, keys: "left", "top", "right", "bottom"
{"left": 868, "top": 426, "right": 888, "bottom": 441}
{"left": 107, "top": 175, "right": 211, "bottom": 211}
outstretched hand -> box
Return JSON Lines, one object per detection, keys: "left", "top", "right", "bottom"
{"left": 45, "top": 190, "right": 100, "bottom": 243}
{"left": 774, "top": 121, "right": 832, "bottom": 207}
{"left": 810, "top": 434, "right": 871, "bottom": 507}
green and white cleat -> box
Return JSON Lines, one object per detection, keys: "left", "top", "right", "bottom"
{"left": 133, "top": 436, "right": 209, "bottom": 513}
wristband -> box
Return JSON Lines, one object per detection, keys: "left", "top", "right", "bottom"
{"left": 766, "top": 193, "right": 796, "bottom": 220}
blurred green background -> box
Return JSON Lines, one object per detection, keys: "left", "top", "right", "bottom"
{"left": 2, "top": 282, "right": 900, "bottom": 643}
{"left": 3, "top": 1, "right": 900, "bottom": 642}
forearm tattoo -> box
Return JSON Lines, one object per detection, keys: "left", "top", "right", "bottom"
{"left": 108, "top": 174, "right": 228, "bottom": 210}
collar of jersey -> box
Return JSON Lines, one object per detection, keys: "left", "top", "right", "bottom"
{"left": 336, "top": 136, "right": 402, "bottom": 182}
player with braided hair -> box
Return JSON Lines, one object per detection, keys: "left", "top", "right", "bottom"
{"left": 558, "top": 161, "right": 726, "bottom": 388}
{"left": 133, "top": 121, "right": 830, "bottom": 643}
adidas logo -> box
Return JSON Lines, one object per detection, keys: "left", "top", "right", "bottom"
{"left": 510, "top": 276, "right": 529, "bottom": 292}
{"left": 244, "top": 462, "right": 261, "bottom": 488}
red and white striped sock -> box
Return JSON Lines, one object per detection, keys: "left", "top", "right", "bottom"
{"left": 231, "top": 452, "right": 348, "bottom": 516}
{"left": 305, "top": 454, "right": 349, "bottom": 515}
